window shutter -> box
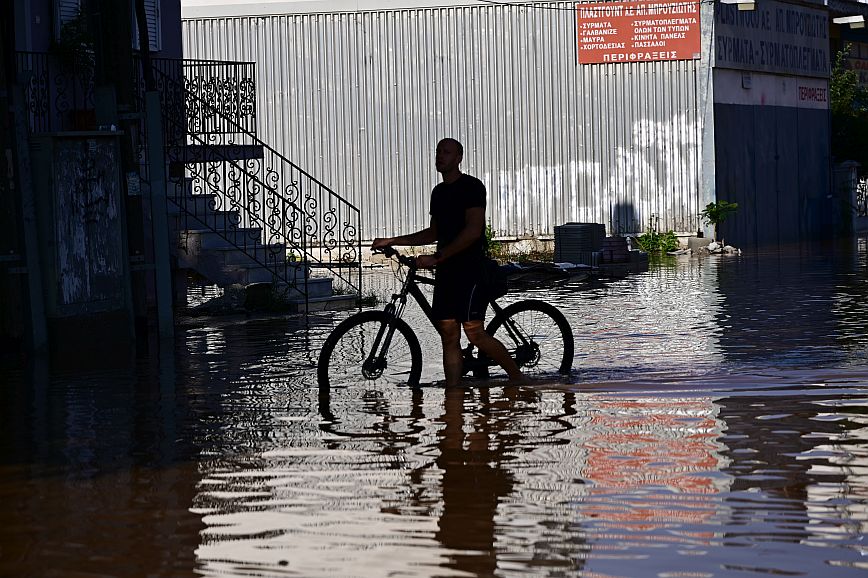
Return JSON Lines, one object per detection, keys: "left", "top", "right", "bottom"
{"left": 132, "top": 0, "right": 161, "bottom": 52}
{"left": 55, "top": 0, "right": 82, "bottom": 40}
{"left": 57, "top": 1, "right": 161, "bottom": 52}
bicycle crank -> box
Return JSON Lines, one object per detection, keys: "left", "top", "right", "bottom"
{"left": 514, "top": 343, "right": 541, "bottom": 367}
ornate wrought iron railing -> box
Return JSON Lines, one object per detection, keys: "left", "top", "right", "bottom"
{"left": 16, "top": 51, "right": 96, "bottom": 133}
{"left": 152, "top": 65, "right": 362, "bottom": 299}
{"left": 15, "top": 51, "right": 361, "bottom": 301}
{"left": 16, "top": 52, "right": 258, "bottom": 136}
{"left": 142, "top": 58, "right": 258, "bottom": 136}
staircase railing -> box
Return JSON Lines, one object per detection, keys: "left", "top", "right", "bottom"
{"left": 17, "top": 51, "right": 363, "bottom": 303}
{"left": 150, "top": 62, "right": 362, "bottom": 300}
{"left": 150, "top": 58, "right": 258, "bottom": 136}
{"left": 16, "top": 50, "right": 95, "bottom": 133}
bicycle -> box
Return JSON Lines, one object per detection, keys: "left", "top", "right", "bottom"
{"left": 317, "top": 246, "right": 574, "bottom": 388}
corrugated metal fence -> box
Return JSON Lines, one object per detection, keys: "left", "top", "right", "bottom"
{"left": 182, "top": 2, "right": 702, "bottom": 239}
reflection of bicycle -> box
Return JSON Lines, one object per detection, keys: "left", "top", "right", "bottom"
{"left": 317, "top": 246, "right": 574, "bottom": 388}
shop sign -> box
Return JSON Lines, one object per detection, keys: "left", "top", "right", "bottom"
{"left": 842, "top": 41, "right": 868, "bottom": 88}
{"left": 576, "top": 0, "right": 701, "bottom": 64}
{"left": 713, "top": 69, "right": 829, "bottom": 110}
{"left": 714, "top": 0, "right": 829, "bottom": 78}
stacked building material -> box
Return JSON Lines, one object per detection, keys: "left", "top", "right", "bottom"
{"left": 601, "top": 236, "right": 631, "bottom": 263}
{"left": 554, "top": 223, "right": 605, "bottom": 265}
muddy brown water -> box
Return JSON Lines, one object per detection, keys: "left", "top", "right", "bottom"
{"left": 2, "top": 238, "right": 867, "bottom": 577}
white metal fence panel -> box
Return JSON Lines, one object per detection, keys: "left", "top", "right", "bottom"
{"left": 183, "top": 2, "right": 702, "bottom": 240}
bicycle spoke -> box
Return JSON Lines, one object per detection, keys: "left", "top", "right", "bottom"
{"left": 509, "top": 312, "right": 563, "bottom": 373}
{"left": 487, "top": 299, "right": 574, "bottom": 378}
{"left": 322, "top": 318, "right": 421, "bottom": 387}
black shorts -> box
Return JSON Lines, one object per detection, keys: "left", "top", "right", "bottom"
{"left": 432, "top": 269, "right": 489, "bottom": 322}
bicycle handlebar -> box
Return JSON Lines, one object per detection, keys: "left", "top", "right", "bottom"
{"left": 373, "top": 246, "right": 418, "bottom": 269}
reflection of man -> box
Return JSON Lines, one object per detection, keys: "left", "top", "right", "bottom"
{"left": 372, "top": 138, "right": 526, "bottom": 386}
{"left": 435, "top": 387, "right": 516, "bottom": 574}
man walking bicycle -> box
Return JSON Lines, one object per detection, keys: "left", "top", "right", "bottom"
{"left": 372, "top": 138, "right": 528, "bottom": 387}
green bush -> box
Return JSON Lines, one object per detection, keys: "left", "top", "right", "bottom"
{"left": 633, "top": 216, "right": 679, "bottom": 254}
{"left": 700, "top": 200, "right": 738, "bottom": 240}
{"left": 831, "top": 46, "right": 868, "bottom": 169}
{"left": 700, "top": 200, "right": 738, "bottom": 228}
{"left": 484, "top": 223, "right": 503, "bottom": 259}
{"left": 634, "top": 228, "right": 679, "bottom": 254}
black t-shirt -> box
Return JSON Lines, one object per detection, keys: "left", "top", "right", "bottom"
{"left": 429, "top": 174, "right": 487, "bottom": 275}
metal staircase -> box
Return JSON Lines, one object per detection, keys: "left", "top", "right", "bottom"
{"left": 151, "top": 59, "right": 362, "bottom": 311}
{"left": 17, "top": 52, "right": 362, "bottom": 313}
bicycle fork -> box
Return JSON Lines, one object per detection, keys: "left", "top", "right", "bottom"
{"left": 362, "top": 299, "right": 406, "bottom": 379}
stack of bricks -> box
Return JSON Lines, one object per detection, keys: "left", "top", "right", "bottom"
{"left": 600, "top": 236, "right": 630, "bottom": 264}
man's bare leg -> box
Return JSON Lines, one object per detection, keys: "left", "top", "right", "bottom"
{"left": 462, "top": 320, "right": 530, "bottom": 384}
{"left": 436, "top": 319, "right": 464, "bottom": 387}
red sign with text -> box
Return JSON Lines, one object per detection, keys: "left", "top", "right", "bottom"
{"left": 576, "top": 0, "right": 701, "bottom": 64}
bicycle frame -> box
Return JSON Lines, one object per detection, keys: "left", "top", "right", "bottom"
{"left": 316, "top": 247, "right": 573, "bottom": 389}
{"left": 373, "top": 249, "right": 520, "bottom": 373}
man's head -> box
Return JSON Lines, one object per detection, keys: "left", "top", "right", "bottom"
{"left": 435, "top": 138, "right": 463, "bottom": 177}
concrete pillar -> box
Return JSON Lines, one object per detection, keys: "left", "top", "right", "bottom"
{"left": 145, "top": 91, "right": 174, "bottom": 340}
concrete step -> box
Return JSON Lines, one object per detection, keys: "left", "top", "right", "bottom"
{"left": 179, "top": 227, "right": 263, "bottom": 250}
{"left": 177, "top": 256, "right": 305, "bottom": 286}
{"left": 167, "top": 176, "right": 194, "bottom": 196}
{"left": 168, "top": 193, "right": 218, "bottom": 215}
{"left": 275, "top": 277, "right": 334, "bottom": 300}
{"left": 202, "top": 276, "right": 335, "bottom": 300}
{"left": 167, "top": 144, "right": 264, "bottom": 163}
{"left": 176, "top": 247, "right": 306, "bottom": 284}
{"left": 218, "top": 263, "right": 319, "bottom": 286}
{"left": 170, "top": 210, "right": 241, "bottom": 231}
{"left": 288, "top": 293, "right": 359, "bottom": 313}
{"left": 167, "top": 144, "right": 265, "bottom": 179}
{"left": 190, "top": 243, "right": 289, "bottom": 267}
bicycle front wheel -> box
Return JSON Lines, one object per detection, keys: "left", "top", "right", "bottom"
{"left": 485, "top": 299, "right": 574, "bottom": 376}
{"left": 317, "top": 310, "right": 423, "bottom": 388}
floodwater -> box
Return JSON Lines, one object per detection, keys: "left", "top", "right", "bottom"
{"left": 2, "top": 238, "right": 868, "bottom": 577}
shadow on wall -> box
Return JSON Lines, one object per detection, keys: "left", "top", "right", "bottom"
{"left": 611, "top": 203, "right": 639, "bottom": 235}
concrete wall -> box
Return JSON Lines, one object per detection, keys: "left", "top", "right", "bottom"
{"left": 715, "top": 101, "right": 830, "bottom": 247}
{"left": 712, "top": 1, "right": 833, "bottom": 248}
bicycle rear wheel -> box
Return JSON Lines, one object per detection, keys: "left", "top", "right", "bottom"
{"left": 485, "top": 299, "right": 574, "bottom": 376}
{"left": 317, "top": 310, "right": 423, "bottom": 388}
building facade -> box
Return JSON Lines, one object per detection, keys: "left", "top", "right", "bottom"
{"left": 181, "top": 0, "right": 861, "bottom": 246}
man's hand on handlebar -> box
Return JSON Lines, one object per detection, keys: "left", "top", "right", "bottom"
{"left": 369, "top": 242, "right": 439, "bottom": 269}
{"left": 371, "top": 237, "right": 394, "bottom": 251}
{"left": 415, "top": 255, "right": 438, "bottom": 269}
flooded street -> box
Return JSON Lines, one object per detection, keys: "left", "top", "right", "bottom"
{"left": 2, "top": 238, "right": 868, "bottom": 577}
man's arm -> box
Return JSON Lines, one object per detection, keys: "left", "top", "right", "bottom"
{"left": 371, "top": 219, "right": 438, "bottom": 249}
{"left": 434, "top": 207, "right": 485, "bottom": 262}
{"left": 415, "top": 207, "right": 484, "bottom": 269}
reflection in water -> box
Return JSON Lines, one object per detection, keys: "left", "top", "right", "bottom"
{"left": 714, "top": 240, "right": 868, "bottom": 368}
{"left": 0, "top": 360, "right": 205, "bottom": 577}
{"left": 434, "top": 387, "right": 521, "bottom": 575}
{"left": 2, "top": 239, "right": 868, "bottom": 576}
